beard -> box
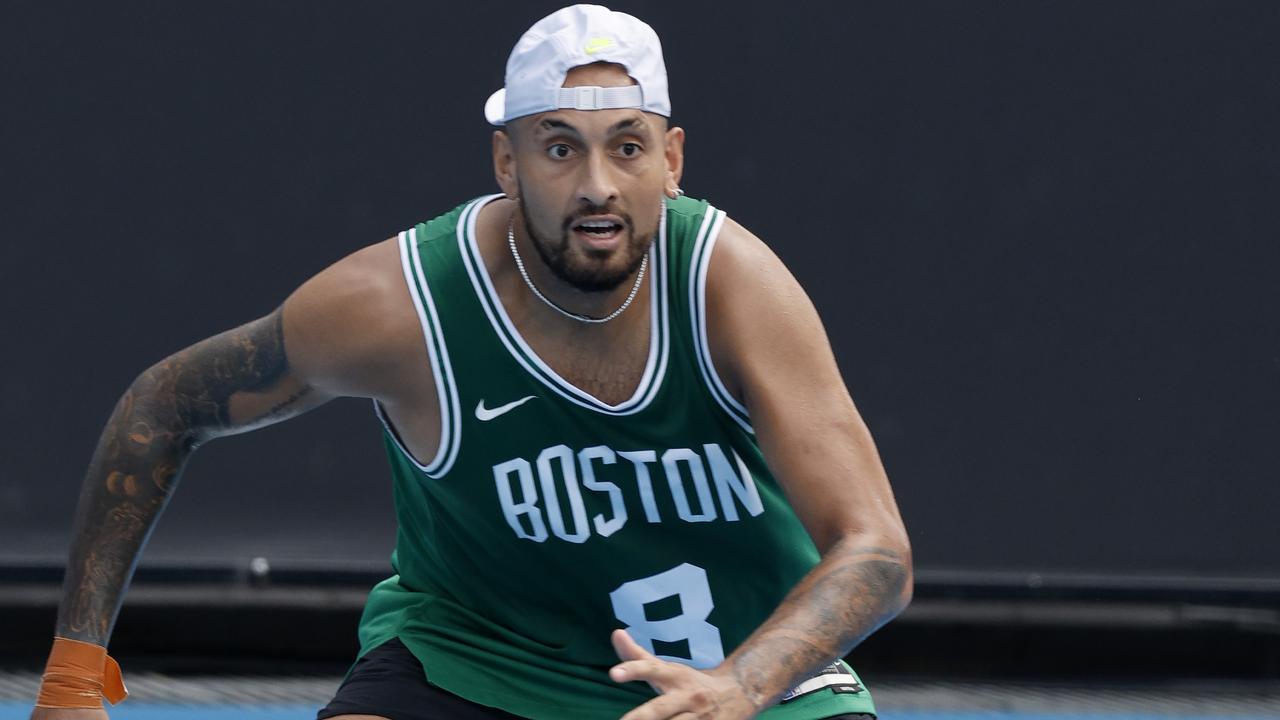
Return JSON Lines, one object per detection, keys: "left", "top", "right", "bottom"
{"left": 518, "top": 197, "right": 654, "bottom": 293}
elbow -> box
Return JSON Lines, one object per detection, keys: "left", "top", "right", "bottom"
{"left": 876, "top": 515, "right": 913, "bottom": 613}
{"left": 888, "top": 527, "right": 914, "bottom": 615}
{"left": 833, "top": 526, "right": 913, "bottom": 619}
{"left": 118, "top": 365, "right": 204, "bottom": 455}
{"left": 873, "top": 532, "right": 912, "bottom": 619}
{"left": 895, "top": 546, "right": 914, "bottom": 616}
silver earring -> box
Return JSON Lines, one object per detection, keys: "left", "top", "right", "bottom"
{"left": 667, "top": 187, "right": 684, "bottom": 199}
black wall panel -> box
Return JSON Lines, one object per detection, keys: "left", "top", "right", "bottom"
{"left": 4, "top": 1, "right": 1278, "bottom": 590}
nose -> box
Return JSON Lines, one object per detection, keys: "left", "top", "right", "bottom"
{"left": 576, "top": 149, "right": 620, "bottom": 208}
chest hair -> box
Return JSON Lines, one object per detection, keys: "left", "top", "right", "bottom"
{"left": 527, "top": 318, "right": 652, "bottom": 406}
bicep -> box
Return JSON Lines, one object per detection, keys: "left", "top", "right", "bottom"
{"left": 128, "top": 237, "right": 412, "bottom": 442}
{"left": 705, "top": 220, "right": 906, "bottom": 553}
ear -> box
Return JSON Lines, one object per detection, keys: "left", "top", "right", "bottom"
{"left": 493, "top": 130, "right": 519, "bottom": 198}
{"left": 664, "top": 125, "right": 685, "bottom": 196}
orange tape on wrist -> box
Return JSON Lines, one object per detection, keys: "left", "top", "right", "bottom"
{"left": 34, "top": 637, "right": 129, "bottom": 709}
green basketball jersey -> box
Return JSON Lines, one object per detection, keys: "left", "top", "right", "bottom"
{"left": 355, "top": 194, "right": 877, "bottom": 719}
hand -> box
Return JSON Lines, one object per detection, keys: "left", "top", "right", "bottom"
{"left": 30, "top": 708, "right": 109, "bottom": 720}
{"left": 609, "top": 629, "right": 758, "bottom": 720}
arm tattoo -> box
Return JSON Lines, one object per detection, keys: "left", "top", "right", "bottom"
{"left": 726, "top": 541, "right": 911, "bottom": 710}
{"left": 56, "top": 307, "right": 312, "bottom": 644}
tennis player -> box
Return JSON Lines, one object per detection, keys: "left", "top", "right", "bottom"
{"left": 32, "top": 5, "right": 911, "bottom": 719}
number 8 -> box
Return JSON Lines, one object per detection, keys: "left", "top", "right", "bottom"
{"left": 609, "top": 563, "right": 725, "bottom": 668}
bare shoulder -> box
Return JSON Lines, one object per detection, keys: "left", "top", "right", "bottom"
{"left": 703, "top": 217, "right": 899, "bottom": 553}
{"left": 703, "top": 216, "right": 837, "bottom": 407}
{"left": 704, "top": 216, "right": 806, "bottom": 308}
{"left": 282, "top": 236, "right": 422, "bottom": 401}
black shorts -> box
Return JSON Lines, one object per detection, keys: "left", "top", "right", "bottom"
{"left": 317, "top": 637, "right": 874, "bottom": 720}
{"left": 317, "top": 638, "right": 523, "bottom": 720}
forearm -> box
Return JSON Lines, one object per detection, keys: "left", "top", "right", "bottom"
{"left": 54, "top": 384, "right": 194, "bottom": 644}
{"left": 53, "top": 309, "right": 301, "bottom": 645}
{"left": 719, "top": 534, "right": 912, "bottom": 710}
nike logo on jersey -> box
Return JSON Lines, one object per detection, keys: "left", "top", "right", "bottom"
{"left": 475, "top": 395, "right": 537, "bottom": 422}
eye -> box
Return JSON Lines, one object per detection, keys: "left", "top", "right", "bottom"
{"left": 618, "top": 143, "right": 642, "bottom": 157}
{"left": 547, "top": 143, "right": 573, "bottom": 159}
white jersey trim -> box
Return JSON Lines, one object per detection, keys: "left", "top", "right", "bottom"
{"left": 411, "top": 222, "right": 464, "bottom": 476}
{"left": 372, "top": 226, "right": 463, "bottom": 478}
{"left": 690, "top": 208, "right": 754, "bottom": 434}
{"left": 459, "top": 194, "right": 670, "bottom": 416}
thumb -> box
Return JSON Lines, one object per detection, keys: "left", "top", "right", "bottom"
{"left": 610, "top": 628, "right": 654, "bottom": 663}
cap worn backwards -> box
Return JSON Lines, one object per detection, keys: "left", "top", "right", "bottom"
{"left": 484, "top": 4, "right": 670, "bottom": 126}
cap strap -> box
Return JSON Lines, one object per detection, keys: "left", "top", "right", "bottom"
{"left": 555, "top": 85, "right": 644, "bottom": 111}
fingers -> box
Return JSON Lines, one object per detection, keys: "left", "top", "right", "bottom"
{"left": 618, "top": 692, "right": 702, "bottom": 720}
{"left": 611, "top": 629, "right": 749, "bottom": 720}
{"left": 610, "top": 630, "right": 717, "bottom": 716}
{"left": 611, "top": 629, "right": 675, "bottom": 693}
{"left": 610, "top": 657, "right": 683, "bottom": 686}
{"left": 611, "top": 631, "right": 692, "bottom": 697}
{"left": 611, "top": 628, "right": 653, "bottom": 662}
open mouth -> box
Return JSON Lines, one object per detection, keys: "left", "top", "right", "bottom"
{"left": 572, "top": 219, "right": 625, "bottom": 249}
{"left": 574, "top": 220, "right": 624, "bottom": 238}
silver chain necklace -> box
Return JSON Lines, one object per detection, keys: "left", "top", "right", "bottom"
{"left": 507, "top": 215, "right": 648, "bottom": 324}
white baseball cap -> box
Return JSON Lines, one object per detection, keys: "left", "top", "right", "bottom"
{"left": 484, "top": 4, "right": 671, "bottom": 126}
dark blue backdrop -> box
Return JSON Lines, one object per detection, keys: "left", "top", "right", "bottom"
{"left": 4, "top": 0, "right": 1278, "bottom": 593}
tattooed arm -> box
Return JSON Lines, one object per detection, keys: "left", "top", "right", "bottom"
{"left": 51, "top": 236, "right": 424, "bottom": 648}
{"left": 707, "top": 218, "right": 913, "bottom": 710}
{"left": 610, "top": 218, "right": 911, "bottom": 719}
{"left": 54, "top": 308, "right": 321, "bottom": 644}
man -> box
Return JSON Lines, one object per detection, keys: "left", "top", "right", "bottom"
{"left": 32, "top": 5, "right": 911, "bottom": 720}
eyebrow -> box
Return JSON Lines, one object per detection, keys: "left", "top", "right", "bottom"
{"left": 536, "top": 115, "right": 650, "bottom": 137}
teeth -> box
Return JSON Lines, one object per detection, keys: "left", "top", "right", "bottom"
{"left": 579, "top": 221, "right": 615, "bottom": 228}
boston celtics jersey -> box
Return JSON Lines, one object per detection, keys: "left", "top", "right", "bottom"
{"left": 355, "top": 194, "right": 876, "bottom": 719}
